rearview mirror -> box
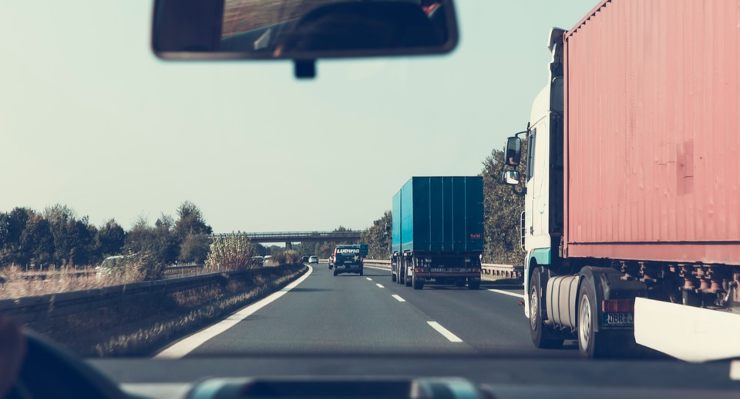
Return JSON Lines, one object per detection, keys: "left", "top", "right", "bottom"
{"left": 152, "top": 0, "right": 459, "bottom": 76}
{"left": 505, "top": 137, "right": 522, "bottom": 167}
{"left": 502, "top": 170, "right": 520, "bottom": 186}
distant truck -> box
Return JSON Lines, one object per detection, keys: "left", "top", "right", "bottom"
{"left": 391, "top": 176, "right": 484, "bottom": 290}
{"left": 502, "top": 0, "right": 740, "bottom": 359}
{"left": 332, "top": 244, "right": 368, "bottom": 276}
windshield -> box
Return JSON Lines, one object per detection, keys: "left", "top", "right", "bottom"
{"left": 1, "top": 0, "right": 738, "bottom": 371}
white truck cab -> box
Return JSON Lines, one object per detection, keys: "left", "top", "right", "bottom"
{"left": 517, "top": 29, "right": 565, "bottom": 320}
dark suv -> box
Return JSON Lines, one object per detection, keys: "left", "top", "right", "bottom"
{"left": 331, "top": 245, "right": 367, "bottom": 276}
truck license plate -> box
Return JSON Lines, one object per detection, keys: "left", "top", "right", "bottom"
{"left": 602, "top": 313, "right": 633, "bottom": 327}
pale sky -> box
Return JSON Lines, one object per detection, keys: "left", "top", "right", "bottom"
{"left": 0, "top": 1, "right": 594, "bottom": 232}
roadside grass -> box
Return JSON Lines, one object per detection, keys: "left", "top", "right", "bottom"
{"left": 0, "top": 263, "right": 208, "bottom": 300}
{"left": 0, "top": 265, "right": 134, "bottom": 300}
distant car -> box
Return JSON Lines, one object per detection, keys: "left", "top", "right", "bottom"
{"left": 301, "top": 256, "right": 309, "bottom": 263}
{"left": 308, "top": 256, "right": 318, "bottom": 264}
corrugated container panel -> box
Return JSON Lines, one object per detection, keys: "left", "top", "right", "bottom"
{"left": 400, "top": 179, "right": 415, "bottom": 250}
{"left": 564, "top": 0, "right": 740, "bottom": 265}
{"left": 391, "top": 191, "right": 402, "bottom": 253}
{"left": 392, "top": 177, "right": 484, "bottom": 254}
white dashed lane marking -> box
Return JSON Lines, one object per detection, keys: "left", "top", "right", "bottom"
{"left": 427, "top": 321, "right": 463, "bottom": 343}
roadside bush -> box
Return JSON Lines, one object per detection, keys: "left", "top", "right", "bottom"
{"left": 96, "top": 252, "right": 164, "bottom": 281}
{"left": 205, "top": 234, "right": 254, "bottom": 271}
{"left": 271, "top": 249, "right": 302, "bottom": 265}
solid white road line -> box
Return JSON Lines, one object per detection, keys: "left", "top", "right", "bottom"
{"left": 427, "top": 321, "right": 463, "bottom": 343}
{"left": 154, "top": 265, "right": 314, "bottom": 359}
{"left": 488, "top": 289, "right": 525, "bottom": 299}
{"left": 392, "top": 294, "right": 406, "bottom": 302}
{"left": 376, "top": 283, "right": 385, "bottom": 288}
{"left": 366, "top": 277, "right": 373, "bottom": 281}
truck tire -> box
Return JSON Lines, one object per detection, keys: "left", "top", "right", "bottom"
{"left": 359, "top": 268, "right": 364, "bottom": 276}
{"left": 529, "top": 267, "right": 563, "bottom": 349}
{"left": 412, "top": 274, "right": 424, "bottom": 290}
{"left": 467, "top": 278, "right": 480, "bottom": 290}
{"left": 391, "top": 272, "right": 397, "bottom": 283}
{"left": 333, "top": 269, "right": 338, "bottom": 277}
{"left": 577, "top": 278, "right": 611, "bottom": 358}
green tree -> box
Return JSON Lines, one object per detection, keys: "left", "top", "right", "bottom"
{"left": 44, "top": 204, "right": 77, "bottom": 266}
{"left": 125, "top": 215, "right": 179, "bottom": 266}
{"left": 174, "top": 201, "right": 212, "bottom": 239}
{"left": 153, "top": 214, "right": 180, "bottom": 264}
{"left": 96, "top": 219, "right": 126, "bottom": 257}
{"left": 361, "top": 211, "right": 391, "bottom": 259}
{"left": 124, "top": 217, "right": 155, "bottom": 255}
{"left": 0, "top": 208, "right": 34, "bottom": 266}
{"left": 19, "top": 215, "right": 55, "bottom": 267}
{"left": 481, "top": 147, "right": 527, "bottom": 264}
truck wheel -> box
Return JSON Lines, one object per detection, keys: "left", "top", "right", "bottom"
{"left": 359, "top": 268, "right": 364, "bottom": 276}
{"left": 333, "top": 269, "right": 338, "bottom": 277}
{"left": 467, "top": 278, "right": 480, "bottom": 290}
{"left": 412, "top": 274, "right": 424, "bottom": 290}
{"left": 391, "top": 273, "right": 397, "bottom": 283}
{"left": 529, "top": 267, "right": 563, "bottom": 349}
{"left": 577, "top": 279, "right": 611, "bottom": 358}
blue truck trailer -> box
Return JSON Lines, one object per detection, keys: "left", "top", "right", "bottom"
{"left": 391, "top": 176, "right": 484, "bottom": 290}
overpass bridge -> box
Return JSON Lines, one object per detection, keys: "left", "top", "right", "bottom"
{"left": 212, "top": 231, "right": 362, "bottom": 248}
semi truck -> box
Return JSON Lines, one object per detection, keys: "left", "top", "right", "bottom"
{"left": 502, "top": 0, "right": 740, "bottom": 359}
{"left": 391, "top": 176, "right": 484, "bottom": 290}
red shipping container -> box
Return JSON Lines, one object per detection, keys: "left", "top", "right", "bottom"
{"left": 563, "top": 0, "right": 740, "bottom": 265}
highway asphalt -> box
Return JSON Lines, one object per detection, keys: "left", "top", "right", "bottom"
{"left": 167, "top": 264, "right": 577, "bottom": 358}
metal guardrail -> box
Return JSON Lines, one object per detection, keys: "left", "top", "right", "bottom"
{"left": 12, "top": 264, "right": 205, "bottom": 281}
{"left": 482, "top": 264, "right": 523, "bottom": 280}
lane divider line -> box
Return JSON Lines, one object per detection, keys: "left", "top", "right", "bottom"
{"left": 154, "top": 265, "right": 314, "bottom": 359}
{"left": 366, "top": 277, "right": 373, "bottom": 281}
{"left": 427, "top": 321, "right": 463, "bottom": 343}
{"left": 376, "top": 283, "right": 384, "bottom": 288}
{"left": 488, "top": 289, "right": 524, "bottom": 299}
{"left": 392, "top": 294, "right": 406, "bottom": 302}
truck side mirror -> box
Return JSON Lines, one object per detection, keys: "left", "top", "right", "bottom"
{"left": 502, "top": 170, "right": 521, "bottom": 185}
{"left": 505, "top": 137, "right": 522, "bottom": 166}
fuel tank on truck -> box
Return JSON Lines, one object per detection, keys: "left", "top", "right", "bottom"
{"left": 392, "top": 176, "right": 484, "bottom": 255}
{"left": 562, "top": 0, "right": 740, "bottom": 265}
